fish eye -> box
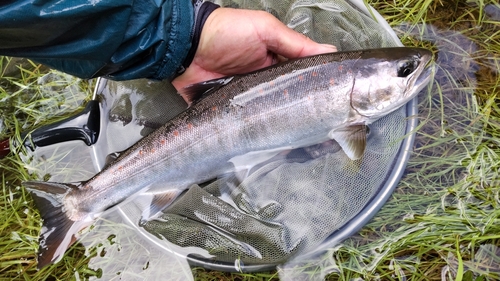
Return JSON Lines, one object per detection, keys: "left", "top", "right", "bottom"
{"left": 397, "top": 60, "right": 417, "bottom": 78}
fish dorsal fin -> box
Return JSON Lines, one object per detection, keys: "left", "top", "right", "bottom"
{"left": 328, "top": 125, "right": 368, "bottom": 160}
{"left": 179, "top": 77, "right": 234, "bottom": 105}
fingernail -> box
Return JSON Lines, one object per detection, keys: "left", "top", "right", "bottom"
{"left": 321, "top": 44, "right": 337, "bottom": 51}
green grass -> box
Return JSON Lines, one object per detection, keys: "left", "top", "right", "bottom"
{"left": 1, "top": 0, "right": 499, "bottom": 280}
{"left": 0, "top": 57, "right": 100, "bottom": 280}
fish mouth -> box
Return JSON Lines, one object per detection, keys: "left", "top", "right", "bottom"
{"left": 410, "top": 52, "right": 434, "bottom": 96}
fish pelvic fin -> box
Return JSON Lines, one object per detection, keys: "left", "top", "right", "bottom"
{"left": 328, "top": 124, "right": 368, "bottom": 160}
{"left": 23, "top": 181, "right": 88, "bottom": 269}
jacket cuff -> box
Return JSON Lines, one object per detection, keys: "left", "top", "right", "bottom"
{"left": 180, "top": 1, "right": 220, "bottom": 72}
{"left": 153, "top": 0, "right": 195, "bottom": 80}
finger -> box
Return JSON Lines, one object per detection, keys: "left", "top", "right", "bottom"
{"left": 257, "top": 13, "right": 337, "bottom": 58}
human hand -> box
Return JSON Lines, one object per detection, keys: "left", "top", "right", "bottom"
{"left": 171, "top": 7, "right": 337, "bottom": 100}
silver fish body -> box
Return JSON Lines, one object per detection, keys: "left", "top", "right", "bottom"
{"left": 24, "top": 47, "right": 432, "bottom": 267}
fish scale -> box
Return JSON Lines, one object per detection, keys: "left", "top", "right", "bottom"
{"left": 23, "top": 47, "right": 432, "bottom": 268}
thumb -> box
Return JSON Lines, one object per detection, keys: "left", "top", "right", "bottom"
{"left": 259, "top": 15, "right": 337, "bottom": 58}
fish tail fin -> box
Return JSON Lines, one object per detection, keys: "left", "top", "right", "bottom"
{"left": 23, "top": 181, "right": 86, "bottom": 269}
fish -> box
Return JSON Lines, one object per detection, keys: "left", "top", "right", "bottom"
{"left": 23, "top": 47, "right": 433, "bottom": 268}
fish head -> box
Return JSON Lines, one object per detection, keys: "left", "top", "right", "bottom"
{"left": 350, "top": 47, "right": 433, "bottom": 119}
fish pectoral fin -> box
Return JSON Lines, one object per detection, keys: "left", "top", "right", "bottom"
{"left": 179, "top": 76, "right": 234, "bottom": 105}
{"left": 22, "top": 181, "right": 88, "bottom": 269}
{"left": 328, "top": 125, "right": 368, "bottom": 160}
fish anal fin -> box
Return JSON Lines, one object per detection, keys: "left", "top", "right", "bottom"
{"left": 137, "top": 189, "right": 184, "bottom": 220}
{"left": 179, "top": 77, "right": 234, "bottom": 105}
{"left": 23, "top": 181, "right": 89, "bottom": 268}
{"left": 328, "top": 125, "right": 368, "bottom": 160}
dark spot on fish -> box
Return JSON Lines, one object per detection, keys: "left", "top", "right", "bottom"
{"left": 312, "top": 71, "right": 318, "bottom": 77}
{"left": 160, "top": 139, "right": 166, "bottom": 145}
{"left": 187, "top": 123, "right": 193, "bottom": 129}
{"left": 284, "top": 89, "right": 289, "bottom": 97}
{"left": 355, "top": 99, "right": 371, "bottom": 111}
{"left": 298, "top": 75, "right": 304, "bottom": 81}
{"left": 376, "top": 88, "right": 394, "bottom": 101}
{"left": 173, "top": 130, "right": 179, "bottom": 137}
{"left": 329, "top": 78, "right": 335, "bottom": 85}
{"left": 338, "top": 65, "right": 343, "bottom": 71}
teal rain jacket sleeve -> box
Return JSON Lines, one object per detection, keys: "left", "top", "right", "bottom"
{"left": 0, "top": 0, "right": 194, "bottom": 80}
